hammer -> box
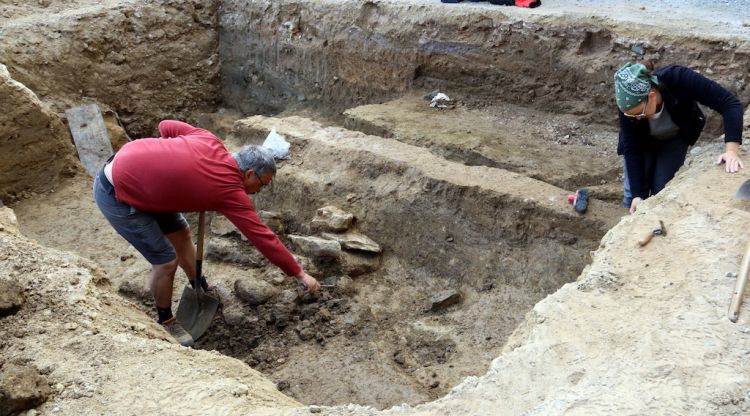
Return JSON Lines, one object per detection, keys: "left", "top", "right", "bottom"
{"left": 638, "top": 220, "right": 666, "bottom": 247}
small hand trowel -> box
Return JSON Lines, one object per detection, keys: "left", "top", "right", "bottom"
{"left": 176, "top": 212, "right": 220, "bottom": 340}
{"left": 728, "top": 180, "right": 750, "bottom": 322}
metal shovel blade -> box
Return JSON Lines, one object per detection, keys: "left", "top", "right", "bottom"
{"left": 735, "top": 179, "right": 750, "bottom": 201}
{"left": 175, "top": 285, "right": 220, "bottom": 341}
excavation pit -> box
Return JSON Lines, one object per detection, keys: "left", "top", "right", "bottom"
{"left": 17, "top": 112, "right": 621, "bottom": 409}
{"left": 204, "top": 116, "right": 622, "bottom": 408}
{"left": 2, "top": 1, "right": 749, "bottom": 414}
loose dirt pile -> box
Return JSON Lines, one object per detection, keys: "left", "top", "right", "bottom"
{"left": 0, "top": 205, "right": 300, "bottom": 415}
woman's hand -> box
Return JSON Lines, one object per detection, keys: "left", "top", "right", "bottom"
{"left": 629, "top": 197, "right": 643, "bottom": 215}
{"left": 717, "top": 142, "right": 744, "bottom": 173}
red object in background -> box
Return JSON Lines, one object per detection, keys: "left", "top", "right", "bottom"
{"left": 567, "top": 194, "right": 576, "bottom": 204}
{"left": 515, "top": 0, "right": 541, "bottom": 7}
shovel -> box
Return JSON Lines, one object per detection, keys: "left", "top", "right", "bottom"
{"left": 176, "top": 212, "right": 220, "bottom": 340}
{"left": 728, "top": 180, "right": 750, "bottom": 322}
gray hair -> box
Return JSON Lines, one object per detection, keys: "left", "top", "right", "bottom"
{"left": 232, "top": 145, "right": 277, "bottom": 176}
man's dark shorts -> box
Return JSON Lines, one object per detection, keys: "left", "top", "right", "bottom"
{"left": 93, "top": 167, "right": 187, "bottom": 265}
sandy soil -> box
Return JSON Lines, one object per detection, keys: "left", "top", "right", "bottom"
{"left": 2, "top": 0, "right": 750, "bottom": 415}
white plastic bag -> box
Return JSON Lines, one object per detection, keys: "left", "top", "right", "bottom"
{"left": 430, "top": 92, "right": 451, "bottom": 109}
{"left": 262, "top": 127, "right": 291, "bottom": 160}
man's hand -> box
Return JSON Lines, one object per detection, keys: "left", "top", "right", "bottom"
{"left": 295, "top": 271, "right": 320, "bottom": 294}
{"left": 629, "top": 197, "right": 643, "bottom": 215}
{"left": 717, "top": 142, "right": 744, "bottom": 173}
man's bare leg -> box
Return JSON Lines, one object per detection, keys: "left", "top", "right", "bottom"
{"left": 150, "top": 258, "right": 194, "bottom": 346}
{"left": 166, "top": 227, "right": 197, "bottom": 282}
{"left": 150, "top": 259, "right": 179, "bottom": 310}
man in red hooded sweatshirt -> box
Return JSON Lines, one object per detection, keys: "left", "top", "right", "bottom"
{"left": 93, "top": 120, "right": 319, "bottom": 346}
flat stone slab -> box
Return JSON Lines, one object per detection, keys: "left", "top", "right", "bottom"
{"left": 430, "top": 290, "right": 461, "bottom": 312}
{"left": 288, "top": 235, "right": 342, "bottom": 258}
{"left": 321, "top": 232, "right": 381, "bottom": 253}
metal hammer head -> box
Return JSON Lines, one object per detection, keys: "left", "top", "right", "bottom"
{"left": 653, "top": 220, "right": 667, "bottom": 236}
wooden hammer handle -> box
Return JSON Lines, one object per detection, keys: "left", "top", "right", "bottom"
{"left": 638, "top": 231, "right": 655, "bottom": 247}
{"left": 728, "top": 239, "right": 750, "bottom": 322}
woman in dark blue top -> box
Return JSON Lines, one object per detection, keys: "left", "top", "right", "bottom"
{"left": 614, "top": 62, "right": 744, "bottom": 213}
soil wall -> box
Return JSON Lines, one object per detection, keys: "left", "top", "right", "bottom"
{"left": 0, "top": 0, "right": 221, "bottom": 137}
{"left": 220, "top": 0, "right": 750, "bottom": 126}
{"left": 0, "top": 64, "right": 76, "bottom": 202}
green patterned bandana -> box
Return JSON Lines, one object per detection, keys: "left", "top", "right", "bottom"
{"left": 614, "top": 63, "right": 659, "bottom": 110}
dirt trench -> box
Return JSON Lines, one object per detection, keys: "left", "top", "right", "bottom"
{"left": 1, "top": 0, "right": 749, "bottom": 414}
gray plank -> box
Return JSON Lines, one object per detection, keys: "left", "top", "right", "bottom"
{"left": 65, "top": 104, "right": 113, "bottom": 177}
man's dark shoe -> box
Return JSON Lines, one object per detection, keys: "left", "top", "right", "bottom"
{"left": 160, "top": 317, "right": 194, "bottom": 347}
{"left": 441, "top": 0, "right": 462, "bottom": 3}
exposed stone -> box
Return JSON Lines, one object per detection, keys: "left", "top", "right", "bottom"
{"left": 288, "top": 235, "right": 341, "bottom": 258}
{"left": 277, "top": 289, "right": 299, "bottom": 306}
{"left": 300, "top": 304, "right": 319, "bottom": 319}
{"left": 0, "top": 64, "right": 75, "bottom": 201}
{"left": 276, "top": 381, "right": 290, "bottom": 391}
{"left": 234, "top": 278, "right": 279, "bottom": 306}
{"left": 318, "top": 307, "right": 332, "bottom": 321}
{"left": 294, "top": 255, "right": 322, "bottom": 279}
{"left": 310, "top": 206, "right": 354, "bottom": 232}
{"left": 298, "top": 327, "right": 315, "bottom": 341}
{"left": 321, "top": 232, "right": 382, "bottom": 253}
{"left": 102, "top": 110, "right": 130, "bottom": 151}
{"left": 272, "top": 304, "right": 294, "bottom": 329}
{"left": 0, "top": 207, "right": 18, "bottom": 235}
{"left": 0, "top": 364, "right": 52, "bottom": 416}
{"left": 340, "top": 251, "right": 381, "bottom": 277}
{"left": 0, "top": 279, "right": 25, "bottom": 317}
{"left": 117, "top": 279, "right": 151, "bottom": 305}
{"left": 322, "top": 276, "right": 357, "bottom": 296}
{"left": 263, "top": 268, "right": 288, "bottom": 286}
{"left": 205, "top": 237, "right": 268, "bottom": 267}
{"left": 258, "top": 210, "right": 285, "bottom": 234}
{"left": 393, "top": 350, "right": 406, "bottom": 366}
{"left": 430, "top": 290, "right": 462, "bottom": 312}
{"left": 210, "top": 215, "right": 238, "bottom": 236}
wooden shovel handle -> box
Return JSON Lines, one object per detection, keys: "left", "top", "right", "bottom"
{"left": 728, "top": 239, "right": 750, "bottom": 322}
{"left": 196, "top": 212, "right": 205, "bottom": 281}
